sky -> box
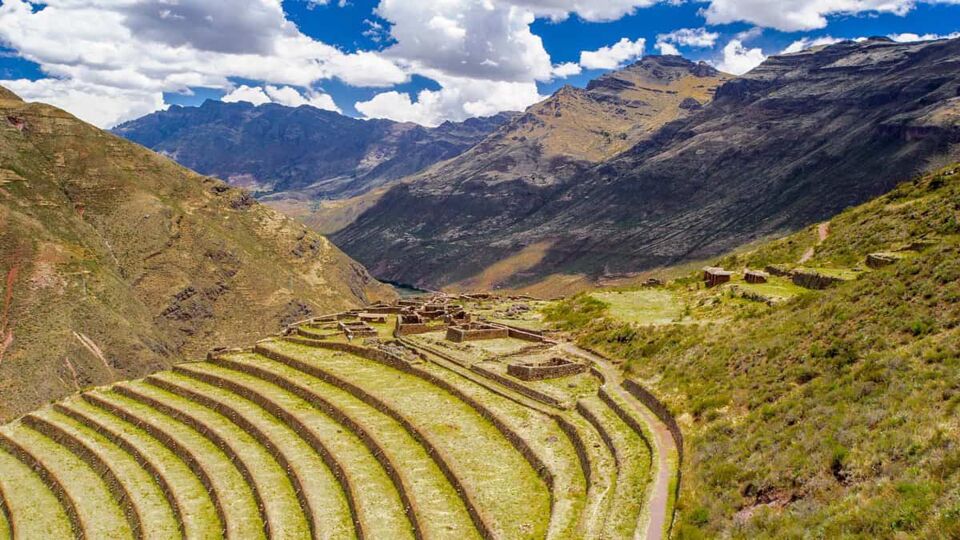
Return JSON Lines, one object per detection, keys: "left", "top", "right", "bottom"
{"left": 0, "top": 0, "right": 958, "bottom": 128}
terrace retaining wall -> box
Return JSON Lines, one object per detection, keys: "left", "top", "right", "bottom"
{"left": 255, "top": 343, "right": 496, "bottom": 539}
{"left": 112, "top": 385, "right": 272, "bottom": 538}
{"left": 0, "top": 430, "right": 83, "bottom": 539}
{"left": 81, "top": 393, "right": 230, "bottom": 537}
{"left": 22, "top": 414, "right": 144, "bottom": 540}
{"left": 200, "top": 359, "right": 422, "bottom": 540}
{"left": 147, "top": 375, "right": 318, "bottom": 540}
{"left": 262, "top": 340, "right": 558, "bottom": 537}
{"left": 53, "top": 403, "right": 185, "bottom": 538}
{"left": 0, "top": 472, "right": 11, "bottom": 540}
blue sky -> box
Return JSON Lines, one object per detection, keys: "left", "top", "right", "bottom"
{"left": 0, "top": 0, "right": 957, "bottom": 127}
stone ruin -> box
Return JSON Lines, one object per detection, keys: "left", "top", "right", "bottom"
{"left": 339, "top": 320, "right": 378, "bottom": 340}
{"left": 446, "top": 322, "right": 509, "bottom": 343}
{"left": 507, "top": 357, "right": 587, "bottom": 381}
{"left": 703, "top": 267, "right": 733, "bottom": 287}
{"left": 359, "top": 313, "right": 388, "bottom": 324}
{"left": 744, "top": 270, "right": 769, "bottom": 284}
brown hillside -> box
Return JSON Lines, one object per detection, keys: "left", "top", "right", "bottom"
{"left": 0, "top": 87, "right": 393, "bottom": 421}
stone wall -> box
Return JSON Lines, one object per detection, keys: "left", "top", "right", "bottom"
{"left": 80, "top": 393, "right": 229, "bottom": 536}
{"left": 621, "top": 379, "right": 684, "bottom": 464}
{"left": 507, "top": 359, "right": 586, "bottom": 381}
{"left": 446, "top": 325, "right": 509, "bottom": 343}
{"left": 53, "top": 403, "right": 185, "bottom": 537}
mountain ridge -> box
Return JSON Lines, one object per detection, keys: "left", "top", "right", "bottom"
{"left": 0, "top": 86, "right": 393, "bottom": 421}
{"left": 113, "top": 100, "right": 518, "bottom": 199}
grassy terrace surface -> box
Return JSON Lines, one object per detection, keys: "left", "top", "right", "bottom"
{"left": 267, "top": 340, "right": 552, "bottom": 539}
{"left": 90, "top": 389, "right": 266, "bottom": 539}
{"left": 0, "top": 444, "right": 73, "bottom": 538}
{"left": 578, "top": 396, "right": 651, "bottom": 538}
{"left": 411, "top": 348, "right": 588, "bottom": 538}
{"left": 178, "top": 360, "right": 412, "bottom": 540}
{"left": 214, "top": 352, "right": 474, "bottom": 539}
{"left": 1, "top": 422, "right": 131, "bottom": 539}
{"left": 33, "top": 408, "right": 181, "bottom": 539}
{"left": 124, "top": 379, "right": 309, "bottom": 539}
{"left": 145, "top": 371, "right": 321, "bottom": 539}
{"left": 591, "top": 290, "right": 684, "bottom": 325}
{"left": 405, "top": 334, "right": 621, "bottom": 539}
{"left": 60, "top": 396, "right": 223, "bottom": 539}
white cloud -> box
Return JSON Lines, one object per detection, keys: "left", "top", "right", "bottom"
{"left": 551, "top": 62, "right": 583, "bottom": 78}
{"left": 223, "top": 85, "right": 273, "bottom": 106}
{"left": 0, "top": 77, "right": 165, "bottom": 129}
{"left": 223, "top": 84, "right": 341, "bottom": 112}
{"left": 657, "top": 42, "right": 681, "bottom": 55}
{"left": 501, "top": 0, "right": 660, "bottom": 22}
{"left": 580, "top": 37, "right": 646, "bottom": 70}
{"left": 355, "top": 75, "right": 542, "bottom": 126}
{"left": 657, "top": 28, "right": 720, "bottom": 49}
{"left": 0, "top": 0, "right": 404, "bottom": 127}
{"left": 702, "top": 0, "right": 918, "bottom": 32}
{"left": 375, "top": 1, "right": 555, "bottom": 82}
{"left": 716, "top": 38, "right": 767, "bottom": 75}
{"left": 781, "top": 35, "right": 846, "bottom": 54}
{"left": 888, "top": 31, "right": 960, "bottom": 42}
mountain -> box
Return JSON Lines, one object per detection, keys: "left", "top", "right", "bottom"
{"left": 546, "top": 162, "right": 960, "bottom": 537}
{"left": 113, "top": 101, "right": 517, "bottom": 200}
{"left": 0, "top": 87, "right": 393, "bottom": 422}
{"left": 334, "top": 40, "right": 960, "bottom": 292}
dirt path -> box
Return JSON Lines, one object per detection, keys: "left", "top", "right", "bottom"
{"left": 799, "top": 222, "right": 831, "bottom": 264}
{"left": 561, "top": 344, "right": 678, "bottom": 540}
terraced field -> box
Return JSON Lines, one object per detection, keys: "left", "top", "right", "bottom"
{"left": 0, "top": 304, "right": 678, "bottom": 540}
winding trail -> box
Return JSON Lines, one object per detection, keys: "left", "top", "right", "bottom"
{"left": 561, "top": 343, "right": 679, "bottom": 540}
{"left": 799, "top": 222, "right": 831, "bottom": 264}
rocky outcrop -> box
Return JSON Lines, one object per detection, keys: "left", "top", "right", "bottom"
{"left": 336, "top": 39, "right": 960, "bottom": 289}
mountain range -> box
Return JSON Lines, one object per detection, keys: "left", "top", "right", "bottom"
{"left": 114, "top": 101, "right": 515, "bottom": 197}
{"left": 0, "top": 87, "right": 392, "bottom": 422}
{"left": 334, "top": 38, "right": 960, "bottom": 292}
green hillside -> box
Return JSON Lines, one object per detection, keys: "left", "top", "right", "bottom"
{"left": 544, "top": 164, "right": 960, "bottom": 538}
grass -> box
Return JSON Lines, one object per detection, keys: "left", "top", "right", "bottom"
{"left": 3, "top": 422, "right": 132, "bottom": 539}
{"left": 37, "top": 408, "right": 181, "bottom": 539}
{"left": 127, "top": 380, "right": 308, "bottom": 540}
{"left": 591, "top": 289, "right": 685, "bottom": 325}
{"left": 149, "top": 371, "right": 322, "bottom": 540}
{"left": 579, "top": 396, "right": 652, "bottom": 538}
{"left": 541, "top": 164, "right": 960, "bottom": 538}
{"left": 93, "top": 390, "right": 266, "bottom": 539}
{"left": 732, "top": 278, "right": 808, "bottom": 304}
{"left": 0, "top": 445, "right": 73, "bottom": 539}
{"left": 186, "top": 360, "right": 415, "bottom": 540}
{"left": 273, "top": 341, "right": 552, "bottom": 539}
{"left": 412, "top": 354, "right": 589, "bottom": 539}
{"left": 62, "top": 396, "right": 223, "bottom": 539}
{"left": 218, "top": 352, "right": 475, "bottom": 540}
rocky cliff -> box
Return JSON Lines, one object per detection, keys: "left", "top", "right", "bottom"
{"left": 335, "top": 40, "right": 960, "bottom": 290}
{"left": 0, "top": 87, "right": 393, "bottom": 421}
